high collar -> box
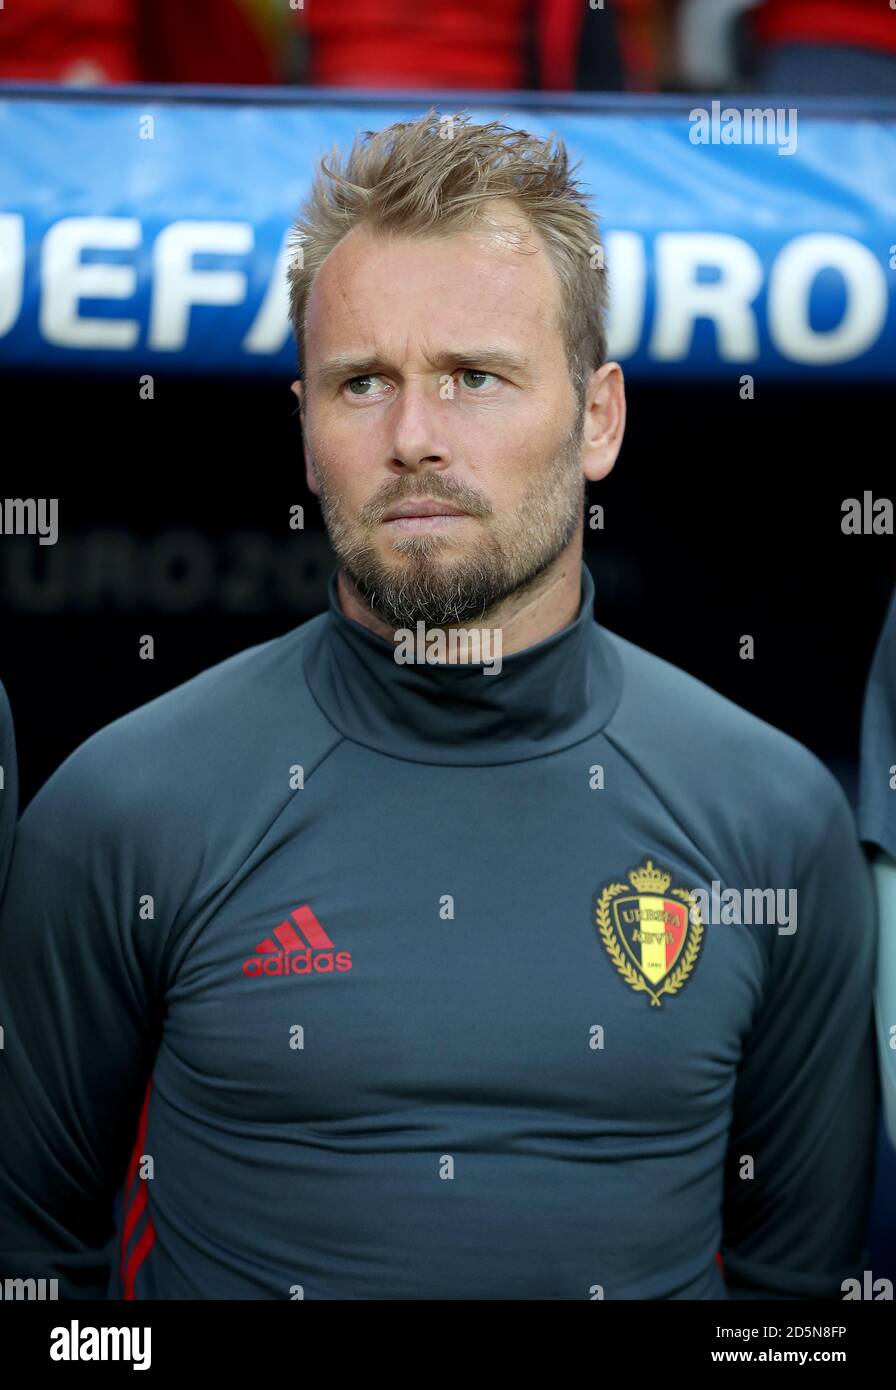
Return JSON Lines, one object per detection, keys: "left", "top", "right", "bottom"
{"left": 302, "top": 559, "right": 623, "bottom": 765}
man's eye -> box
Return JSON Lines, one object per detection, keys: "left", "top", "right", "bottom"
{"left": 344, "top": 375, "right": 382, "bottom": 396}
{"left": 342, "top": 370, "right": 497, "bottom": 396}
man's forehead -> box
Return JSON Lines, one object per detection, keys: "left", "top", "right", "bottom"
{"left": 343, "top": 197, "right": 539, "bottom": 254}
{"left": 314, "top": 211, "right": 557, "bottom": 307}
{"left": 306, "top": 215, "right": 563, "bottom": 363}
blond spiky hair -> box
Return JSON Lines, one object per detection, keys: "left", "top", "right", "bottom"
{"left": 286, "top": 108, "right": 608, "bottom": 406}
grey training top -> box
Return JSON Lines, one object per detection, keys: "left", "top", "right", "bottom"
{"left": 0, "top": 561, "right": 879, "bottom": 1299}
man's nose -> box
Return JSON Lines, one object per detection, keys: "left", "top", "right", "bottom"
{"left": 387, "top": 378, "right": 452, "bottom": 470}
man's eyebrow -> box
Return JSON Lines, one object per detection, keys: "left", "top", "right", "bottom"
{"left": 314, "top": 348, "right": 531, "bottom": 384}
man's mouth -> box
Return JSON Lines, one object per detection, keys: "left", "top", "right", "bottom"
{"left": 381, "top": 500, "right": 472, "bottom": 533}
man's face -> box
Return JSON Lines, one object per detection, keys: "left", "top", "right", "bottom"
{"left": 294, "top": 199, "right": 594, "bottom": 627}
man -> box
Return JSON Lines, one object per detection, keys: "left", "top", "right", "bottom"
{"left": 859, "top": 588, "right": 896, "bottom": 1151}
{"left": 0, "top": 111, "right": 878, "bottom": 1300}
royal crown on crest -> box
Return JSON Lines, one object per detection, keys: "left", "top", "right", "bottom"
{"left": 628, "top": 859, "right": 671, "bottom": 894}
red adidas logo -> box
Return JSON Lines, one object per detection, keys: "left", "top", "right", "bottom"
{"left": 242, "top": 905, "right": 353, "bottom": 977}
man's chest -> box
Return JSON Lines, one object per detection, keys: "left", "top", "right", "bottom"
{"left": 159, "top": 749, "right": 765, "bottom": 1134}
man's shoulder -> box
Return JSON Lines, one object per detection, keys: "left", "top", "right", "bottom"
{"left": 600, "top": 624, "right": 851, "bottom": 851}
{"left": 22, "top": 614, "right": 335, "bottom": 831}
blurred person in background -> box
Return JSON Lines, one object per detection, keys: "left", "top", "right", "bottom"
{"left": 656, "top": 0, "right": 896, "bottom": 95}
{"left": 0, "top": 0, "right": 664, "bottom": 93}
{"left": 0, "top": 0, "right": 289, "bottom": 85}
{"left": 749, "top": 0, "right": 896, "bottom": 95}
{"left": 292, "top": 0, "right": 628, "bottom": 92}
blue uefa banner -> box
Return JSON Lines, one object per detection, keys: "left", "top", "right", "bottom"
{"left": 1, "top": 85, "right": 895, "bottom": 382}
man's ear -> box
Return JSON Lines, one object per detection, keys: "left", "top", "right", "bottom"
{"left": 581, "top": 362, "right": 626, "bottom": 485}
{"left": 290, "top": 380, "right": 319, "bottom": 499}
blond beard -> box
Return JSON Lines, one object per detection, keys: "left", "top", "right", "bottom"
{"left": 310, "top": 410, "right": 585, "bottom": 627}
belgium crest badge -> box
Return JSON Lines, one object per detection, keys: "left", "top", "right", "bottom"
{"left": 594, "top": 858, "right": 704, "bottom": 1007}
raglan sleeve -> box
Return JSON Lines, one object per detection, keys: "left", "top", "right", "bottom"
{"left": 719, "top": 773, "right": 879, "bottom": 1300}
{"left": 0, "top": 734, "right": 163, "bottom": 1300}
